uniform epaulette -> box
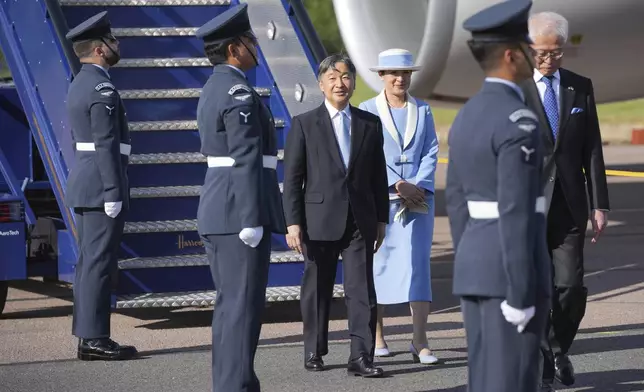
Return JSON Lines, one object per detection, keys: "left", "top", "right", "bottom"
{"left": 94, "top": 82, "right": 115, "bottom": 91}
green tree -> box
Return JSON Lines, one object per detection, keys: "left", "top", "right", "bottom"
{"left": 303, "top": 0, "right": 344, "bottom": 54}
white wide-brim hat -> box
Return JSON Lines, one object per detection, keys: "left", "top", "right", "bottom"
{"left": 369, "top": 48, "right": 421, "bottom": 72}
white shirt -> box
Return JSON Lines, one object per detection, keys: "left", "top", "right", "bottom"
{"left": 324, "top": 99, "right": 352, "bottom": 141}
{"left": 484, "top": 77, "right": 525, "bottom": 103}
{"left": 534, "top": 68, "right": 561, "bottom": 113}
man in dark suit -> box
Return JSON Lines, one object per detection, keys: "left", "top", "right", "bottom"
{"left": 194, "top": 5, "right": 286, "bottom": 392}
{"left": 282, "top": 53, "right": 389, "bottom": 378}
{"left": 521, "top": 11, "right": 610, "bottom": 391}
{"left": 65, "top": 11, "right": 137, "bottom": 361}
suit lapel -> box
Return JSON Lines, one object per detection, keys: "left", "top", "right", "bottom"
{"left": 556, "top": 70, "right": 575, "bottom": 151}
{"left": 348, "top": 106, "right": 365, "bottom": 173}
{"left": 316, "top": 105, "right": 346, "bottom": 173}
{"left": 523, "top": 79, "right": 554, "bottom": 151}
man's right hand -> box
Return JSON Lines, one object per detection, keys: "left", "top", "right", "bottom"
{"left": 395, "top": 180, "right": 425, "bottom": 206}
{"left": 286, "top": 225, "right": 303, "bottom": 254}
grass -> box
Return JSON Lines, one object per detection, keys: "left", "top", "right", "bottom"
{"left": 351, "top": 74, "right": 644, "bottom": 139}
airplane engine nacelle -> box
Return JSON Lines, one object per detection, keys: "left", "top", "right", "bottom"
{"left": 333, "top": 0, "right": 644, "bottom": 106}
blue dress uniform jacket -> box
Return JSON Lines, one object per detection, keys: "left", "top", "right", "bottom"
{"left": 446, "top": 80, "right": 552, "bottom": 309}
{"left": 65, "top": 64, "right": 130, "bottom": 209}
{"left": 196, "top": 64, "right": 286, "bottom": 236}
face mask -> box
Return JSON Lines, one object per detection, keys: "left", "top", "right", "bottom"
{"left": 101, "top": 38, "right": 120, "bottom": 67}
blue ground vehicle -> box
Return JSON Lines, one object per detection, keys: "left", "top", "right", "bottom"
{"left": 0, "top": 0, "right": 346, "bottom": 314}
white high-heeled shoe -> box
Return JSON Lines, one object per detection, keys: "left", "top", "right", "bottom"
{"left": 410, "top": 342, "right": 439, "bottom": 365}
{"left": 374, "top": 345, "right": 391, "bottom": 357}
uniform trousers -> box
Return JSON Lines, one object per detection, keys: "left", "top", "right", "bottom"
{"left": 202, "top": 229, "right": 271, "bottom": 392}
{"left": 72, "top": 207, "right": 125, "bottom": 339}
{"left": 300, "top": 210, "right": 378, "bottom": 361}
{"left": 461, "top": 296, "right": 548, "bottom": 392}
{"left": 542, "top": 182, "right": 588, "bottom": 382}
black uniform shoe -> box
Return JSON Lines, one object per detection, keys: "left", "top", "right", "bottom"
{"left": 78, "top": 338, "right": 138, "bottom": 361}
{"left": 554, "top": 354, "right": 575, "bottom": 386}
{"left": 304, "top": 352, "right": 325, "bottom": 371}
{"left": 347, "top": 355, "right": 384, "bottom": 378}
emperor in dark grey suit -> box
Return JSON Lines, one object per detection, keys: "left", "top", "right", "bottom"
{"left": 64, "top": 11, "right": 137, "bottom": 361}
{"left": 446, "top": 1, "right": 551, "bottom": 391}
{"left": 282, "top": 54, "right": 389, "bottom": 378}
{"left": 194, "top": 5, "right": 285, "bottom": 392}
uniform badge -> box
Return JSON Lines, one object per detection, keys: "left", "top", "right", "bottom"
{"left": 239, "top": 111, "right": 251, "bottom": 124}
{"left": 228, "top": 84, "right": 252, "bottom": 96}
{"left": 106, "top": 105, "right": 115, "bottom": 115}
{"left": 95, "top": 82, "right": 115, "bottom": 91}
{"left": 509, "top": 109, "right": 537, "bottom": 123}
{"left": 518, "top": 123, "right": 536, "bottom": 132}
{"left": 234, "top": 93, "right": 252, "bottom": 101}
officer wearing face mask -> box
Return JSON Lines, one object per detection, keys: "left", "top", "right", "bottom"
{"left": 195, "top": 4, "right": 286, "bottom": 391}
{"left": 64, "top": 11, "right": 136, "bottom": 361}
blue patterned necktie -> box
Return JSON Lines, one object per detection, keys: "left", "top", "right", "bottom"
{"left": 337, "top": 111, "right": 351, "bottom": 168}
{"left": 542, "top": 75, "right": 559, "bottom": 139}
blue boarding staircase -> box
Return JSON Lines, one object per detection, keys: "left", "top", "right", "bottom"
{"left": 0, "top": 0, "right": 346, "bottom": 310}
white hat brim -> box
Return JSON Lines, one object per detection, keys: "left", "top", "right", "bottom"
{"left": 368, "top": 65, "right": 422, "bottom": 72}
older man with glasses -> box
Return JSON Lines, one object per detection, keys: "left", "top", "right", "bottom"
{"left": 520, "top": 11, "right": 610, "bottom": 392}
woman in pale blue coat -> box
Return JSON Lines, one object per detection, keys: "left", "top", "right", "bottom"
{"left": 359, "top": 49, "right": 439, "bottom": 365}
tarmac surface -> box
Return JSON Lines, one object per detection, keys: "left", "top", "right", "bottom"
{"left": 2, "top": 145, "right": 644, "bottom": 392}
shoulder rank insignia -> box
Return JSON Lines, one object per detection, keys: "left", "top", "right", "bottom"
{"left": 95, "top": 82, "right": 115, "bottom": 91}
{"left": 509, "top": 108, "right": 538, "bottom": 123}
{"left": 228, "top": 83, "right": 252, "bottom": 96}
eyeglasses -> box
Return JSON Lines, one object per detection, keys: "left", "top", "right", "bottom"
{"left": 535, "top": 50, "right": 564, "bottom": 61}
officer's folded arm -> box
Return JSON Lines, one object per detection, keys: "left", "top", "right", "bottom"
{"left": 495, "top": 117, "right": 540, "bottom": 316}
{"left": 90, "top": 87, "right": 123, "bottom": 219}
{"left": 223, "top": 100, "right": 264, "bottom": 248}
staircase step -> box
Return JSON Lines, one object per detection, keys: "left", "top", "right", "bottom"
{"left": 129, "top": 119, "right": 284, "bottom": 132}
{"left": 119, "top": 250, "right": 304, "bottom": 269}
{"left": 115, "top": 56, "right": 304, "bottom": 68}
{"left": 130, "top": 185, "right": 201, "bottom": 198}
{"left": 129, "top": 150, "right": 284, "bottom": 165}
{"left": 60, "top": 0, "right": 230, "bottom": 6}
{"left": 121, "top": 87, "right": 271, "bottom": 100}
{"left": 112, "top": 27, "right": 198, "bottom": 37}
{"left": 130, "top": 183, "right": 283, "bottom": 198}
{"left": 116, "top": 284, "right": 345, "bottom": 308}
{"left": 124, "top": 219, "right": 197, "bottom": 234}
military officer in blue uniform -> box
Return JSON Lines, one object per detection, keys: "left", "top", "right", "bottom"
{"left": 445, "top": 1, "right": 552, "bottom": 391}
{"left": 195, "top": 4, "right": 286, "bottom": 391}
{"left": 64, "top": 11, "right": 137, "bottom": 361}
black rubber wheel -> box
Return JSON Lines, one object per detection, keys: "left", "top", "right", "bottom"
{"left": 0, "top": 281, "right": 8, "bottom": 315}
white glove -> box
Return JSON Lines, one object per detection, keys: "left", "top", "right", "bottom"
{"left": 500, "top": 300, "right": 535, "bottom": 333}
{"left": 104, "top": 201, "right": 122, "bottom": 219}
{"left": 239, "top": 226, "right": 263, "bottom": 248}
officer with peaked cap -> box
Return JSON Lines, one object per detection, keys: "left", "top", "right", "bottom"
{"left": 195, "top": 4, "right": 285, "bottom": 391}
{"left": 445, "top": 1, "right": 551, "bottom": 390}
{"left": 64, "top": 11, "right": 136, "bottom": 361}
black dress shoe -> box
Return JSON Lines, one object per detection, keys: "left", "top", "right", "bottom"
{"left": 554, "top": 354, "right": 575, "bottom": 386}
{"left": 347, "top": 355, "right": 384, "bottom": 378}
{"left": 304, "top": 352, "right": 325, "bottom": 371}
{"left": 78, "top": 338, "right": 138, "bottom": 361}
{"left": 540, "top": 381, "right": 556, "bottom": 392}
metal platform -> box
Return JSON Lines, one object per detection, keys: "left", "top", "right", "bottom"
{"left": 118, "top": 250, "right": 305, "bottom": 269}
{"left": 116, "top": 284, "right": 345, "bottom": 308}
